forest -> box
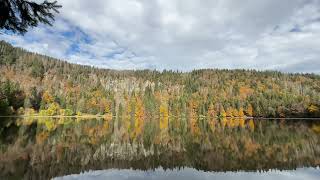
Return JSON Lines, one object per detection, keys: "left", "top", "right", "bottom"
{"left": 0, "top": 40, "right": 320, "bottom": 120}
{"left": 1, "top": 40, "right": 320, "bottom": 179}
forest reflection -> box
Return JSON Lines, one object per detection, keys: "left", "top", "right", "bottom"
{"left": 0, "top": 116, "right": 320, "bottom": 179}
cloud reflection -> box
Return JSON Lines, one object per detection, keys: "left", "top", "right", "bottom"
{"left": 54, "top": 167, "right": 320, "bottom": 180}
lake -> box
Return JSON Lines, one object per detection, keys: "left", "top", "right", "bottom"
{"left": 54, "top": 167, "right": 320, "bottom": 180}
{"left": 0, "top": 117, "right": 320, "bottom": 179}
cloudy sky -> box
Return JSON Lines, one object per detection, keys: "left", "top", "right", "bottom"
{"left": 1, "top": 0, "right": 320, "bottom": 73}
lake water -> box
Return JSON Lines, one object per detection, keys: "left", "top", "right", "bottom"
{"left": 55, "top": 167, "right": 320, "bottom": 180}
{"left": 0, "top": 117, "right": 320, "bottom": 179}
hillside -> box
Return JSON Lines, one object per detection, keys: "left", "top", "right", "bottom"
{"left": 0, "top": 40, "right": 320, "bottom": 118}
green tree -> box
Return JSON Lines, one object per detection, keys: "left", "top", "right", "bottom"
{"left": 0, "top": 80, "right": 25, "bottom": 113}
{"left": 0, "top": 0, "right": 61, "bottom": 34}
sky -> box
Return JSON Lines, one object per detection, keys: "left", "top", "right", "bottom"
{"left": 1, "top": 0, "right": 320, "bottom": 73}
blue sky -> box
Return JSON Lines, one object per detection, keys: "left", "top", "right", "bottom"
{"left": 1, "top": 0, "right": 320, "bottom": 73}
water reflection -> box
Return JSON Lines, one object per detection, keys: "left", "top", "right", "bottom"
{"left": 55, "top": 167, "right": 320, "bottom": 180}
{"left": 0, "top": 117, "right": 319, "bottom": 179}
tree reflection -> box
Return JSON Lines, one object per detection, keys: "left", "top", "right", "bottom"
{"left": 0, "top": 117, "right": 320, "bottom": 179}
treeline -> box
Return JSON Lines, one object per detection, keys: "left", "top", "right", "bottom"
{"left": 0, "top": 40, "right": 320, "bottom": 118}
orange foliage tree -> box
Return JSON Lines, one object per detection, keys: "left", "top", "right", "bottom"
{"left": 42, "top": 91, "right": 54, "bottom": 104}
{"left": 207, "top": 103, "right": 217, "bottom": 132}
{"left": 189, "top": 100, "right": 200, "bottom": 136}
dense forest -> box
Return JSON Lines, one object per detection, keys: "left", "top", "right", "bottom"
{"left": 0, "top": 40, "right": 320, "bottom": 120}
{"left": 1, "top": 40, "right": 320, "bottom": 179}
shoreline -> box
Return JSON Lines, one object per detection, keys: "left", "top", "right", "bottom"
{"left": 0, "top": 115, "right": 320, "bottom": 120}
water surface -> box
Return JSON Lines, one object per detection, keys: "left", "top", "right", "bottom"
{"left": 0, "top": 117, "right": 319, "bottom": 179}
{"left": 55, "top": 167, "right": 320, "bottom": 180}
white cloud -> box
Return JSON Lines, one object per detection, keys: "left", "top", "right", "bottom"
{"left": 1, "top": 0, "right": 320, "bottom": 73}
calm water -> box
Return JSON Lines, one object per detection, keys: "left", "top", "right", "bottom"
{"left": 0, "top": 117, "right": 320, "bottom": 179}
{"left": 55, "top": 167, "right": 320, "bottom": 180}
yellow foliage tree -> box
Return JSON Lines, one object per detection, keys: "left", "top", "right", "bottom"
{"left": 76, "top": 111, "right": 82, "bottom": 116}
{"left": 221, "top": 117, "right": 227, "bottom": 128}
{"left": 227, "top": 118, "right": 235, "bottom": 128}
{"left": 308, "top": 105, "right": 319, "bottom": 113}
{"left": 159, "top": 103, "right": 169, "bottom": 130}
{"left": 88, "top": 98, "right": 97, "bottom": 108}
{"left": 232, "top": 108, "right": 239, "bottom": 117}
{"left": 311, "top": 124, "right": 320, "bottom": 134}
{"left": 47, "top": 103, "right": 60, "bottom": 116}
{"left": 226, "top": 107, "right": 233, "bottom": 117}
{"left": 234, "top": 117, "right": 239, "bottom": 127}
{"left": 239, "top": 118, "right": 245, "bottom": 128}
{"left": 133, "top": 98, "right": 144, "bottom": 138}
{"left": 189, "top": 100, "right": 200, "bottom": 136}
{"left": 207, "top": 103, "right": 217, "bottom": 132}
{"left": 220, "top": 106, "right": 226, "bottom": 117}
{"left": 59, "top": 109, "right": 65, "bottom": 116}
{"left": 246, "top": 104, "right": 253, "bottom": 117}
{"left": 25, "top": 108, "right": 35, "bottom": 116}
{"left": 239, "top": 107, "right": 245, "bottom": 117}
{"left": 102, "top": 118, "right": 111, "bottom": 133}
{"left": 248, "top": 119, "right": 255, "bottom": 132}
{"left": 104, "top": 101, "right": 112, "bottom": 115}
{"left": 44, "top": 119, "right": 56, "bottom": 131}
{"left": 208, "top": 118, "right": 217, "bottom": 132}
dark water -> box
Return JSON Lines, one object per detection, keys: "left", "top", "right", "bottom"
{"left": 0, "top": 117, "right": 320, "bottom": 179}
